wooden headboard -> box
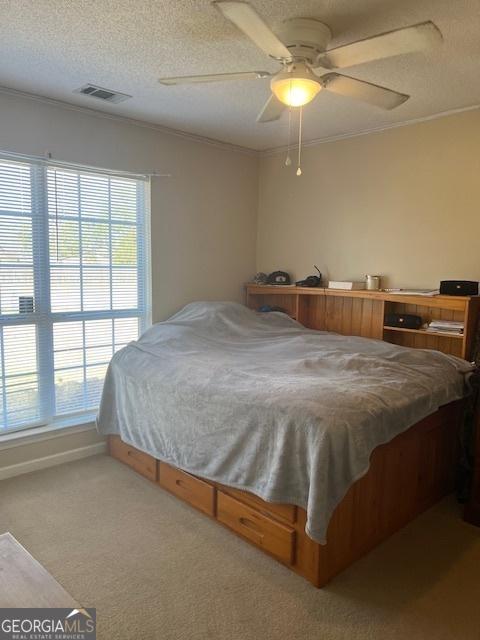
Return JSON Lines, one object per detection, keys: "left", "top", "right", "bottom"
{"left": 246, "top": 285, "right": 480, "bottom": 361}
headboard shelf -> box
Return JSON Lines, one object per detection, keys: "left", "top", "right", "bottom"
{"left": 246, "top": 285, "right": 480, "bottom": 360}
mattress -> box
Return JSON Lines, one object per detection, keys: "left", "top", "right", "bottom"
{"left": 97, "top": 301, "right": 472, "bottom": 542}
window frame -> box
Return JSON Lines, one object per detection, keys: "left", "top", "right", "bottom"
{"left": 0, "top": 158, "right": 151, "bottom": 435}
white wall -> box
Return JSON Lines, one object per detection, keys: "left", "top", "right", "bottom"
{"left": 257, "top": 109, "right": 480, "bottom": 289}
{"left": 0, "top": 90, "right": 258, "bottom": 470}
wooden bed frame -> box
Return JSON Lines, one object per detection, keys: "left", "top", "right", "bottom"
{"left": 110, "top": 402, "right": 462, "bottom": 587}
{"left": 109, "top": 287, "right": 479, "bottom": 587}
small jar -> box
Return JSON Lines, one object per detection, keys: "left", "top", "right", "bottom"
{"left": 365, "top": 275, "right": 381, "bottom": 290}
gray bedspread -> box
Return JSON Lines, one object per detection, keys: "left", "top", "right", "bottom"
{"left": 97, "top": 301, "right": 472, "bottom": 543}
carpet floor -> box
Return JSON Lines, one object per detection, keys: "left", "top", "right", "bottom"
{"left": 1, "top": 455, "right": 480, "bottom": 640}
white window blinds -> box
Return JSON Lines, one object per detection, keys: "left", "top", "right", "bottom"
{"left": 0, "top": 157, "right": 150, "bottom": 433}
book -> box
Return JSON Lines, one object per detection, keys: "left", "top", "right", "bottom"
{"left": 429, "top": 320, "right": 464, "bottom": 329}
{"left": 328, "top": 281, "right": 366, "bottom": 290}
{"left": 427, "top": 320, "right": 464, "bottom": 334}
{"left": 426, "top": 327, "right": 463, "bottom": 335}
{"left": 388, "top": 289, "right": 440, "bottom": 297}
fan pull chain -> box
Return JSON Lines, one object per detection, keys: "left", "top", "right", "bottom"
{"left": 285, "top": 106, "right": 292, "bottom": 166}
{"left": 296, "top": 105, "right": 303, "bottom": 176}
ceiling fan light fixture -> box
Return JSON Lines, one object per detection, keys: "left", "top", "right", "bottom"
{"left": 271, "top": 64, "right": 321, "bottom": 107}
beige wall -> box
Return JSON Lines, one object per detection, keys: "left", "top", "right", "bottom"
{"left": 0, "top": 91, "right": 259, "bottom": 321}
{"left": 0, "top": 426, "right": 105, "bottom": 477}
{"left": 257, "top": 109, "right": 480, "bottom": 289}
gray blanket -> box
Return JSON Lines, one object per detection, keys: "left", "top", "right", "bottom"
{"left": 97, "top": 301, "right": 472, "bottom": 543}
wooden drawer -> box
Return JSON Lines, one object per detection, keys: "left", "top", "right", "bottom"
{"left": 159, "top": 462, "right": 215, "bottom": 517}
{"left": 109, "top": 436, "right": 157, "bottom": 481}
{"left": 219, "top": 485, "right": 296, "bottom": 524}
{"left": 217, "top": 491, "right": 295, "bottom": 565}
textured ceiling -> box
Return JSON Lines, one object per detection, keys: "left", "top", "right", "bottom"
{"left": 0, "top": 0, "right": 479, "bottom": 151}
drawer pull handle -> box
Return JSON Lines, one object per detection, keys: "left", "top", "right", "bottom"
{"left": 239, "top": 516, "right": 263, "bottom": 535}
{"left": 175, "top": 478, "right": 188, "bottom": 490}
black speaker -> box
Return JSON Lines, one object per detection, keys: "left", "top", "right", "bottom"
{"left": 385, "top": 313, "right": 422, "bottom": 330}
{"left": 440, "top": 280, "right": 479, "bottom": 296}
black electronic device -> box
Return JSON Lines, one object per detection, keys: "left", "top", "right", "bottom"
{"left": 296, "top": 266, "right": 322, "bottom": 288}
{"left": 385, "top": 313, "right": 422, "bottom": 330}
{"left": 267, "top": 271, "right": 291, "bottom": 285}
{"left": 439, "top": 280, "right": 479, "bottom": 296}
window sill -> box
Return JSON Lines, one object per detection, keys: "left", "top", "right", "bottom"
{"left": 0, "top": 413, "right": 98, "bottom": 450}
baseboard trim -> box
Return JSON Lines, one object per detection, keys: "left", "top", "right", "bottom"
{"left": 0, "top": 442, "right": 107, "bottom": 480}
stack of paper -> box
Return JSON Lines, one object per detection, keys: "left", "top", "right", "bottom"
{"left": 389, "top": 289, "right": 440, "bottom": 297}
{"left": 427, "top": 320, "right": 464, "bottom": 335}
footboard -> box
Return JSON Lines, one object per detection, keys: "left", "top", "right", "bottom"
{"left": 108, "top": 399, "right": 463, "bottom": 587}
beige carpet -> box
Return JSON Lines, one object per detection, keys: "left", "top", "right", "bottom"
{"left": 2, "top": 455, "right": 480, "bottom": 640}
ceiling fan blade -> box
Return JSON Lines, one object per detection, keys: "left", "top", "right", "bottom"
{"left": 159, "top": 70, "right": 271, "bottom": 85}
{"left": 213, "top": 1, "right": 291, "bottom": 60}
{"left": 316, "top": 21, "right": 442, "bottom": 70}
{"left": 256, "top": 94, "right": 286, "bottom": 123}
{"left": 321, "top": 73, "right": 409, "bottom": 110}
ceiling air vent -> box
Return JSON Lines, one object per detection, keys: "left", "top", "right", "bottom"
{"left": 73, "top": 84, "right": 131, "bottom": 104}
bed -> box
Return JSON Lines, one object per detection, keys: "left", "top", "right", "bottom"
{"left": 97, "top": 300, "right": 473, "bottom": 586}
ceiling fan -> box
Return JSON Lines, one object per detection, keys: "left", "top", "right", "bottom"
{"left": 158, "top": 1, "right": 442, "bottom": 123}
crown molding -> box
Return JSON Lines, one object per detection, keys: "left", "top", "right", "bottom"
{"left": 1, "top": 84, "right": 479, "bottom": 158}
{"left": 0, "top": 85, "right": 258, "bottom": 157}
{"left": 260, "top": 103, "right": 480, "bottom": 156}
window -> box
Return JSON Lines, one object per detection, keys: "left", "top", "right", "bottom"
{"left": 0, "top": 157, "right": 150, "bottom": 433}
